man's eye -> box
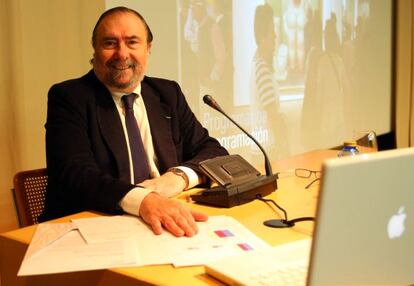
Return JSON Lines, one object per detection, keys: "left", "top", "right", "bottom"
{"left": 103, "top": 41, "right": 117, "bottom": 48}
{"left": 127, "top": 40, "right": 139, "bottom": 47}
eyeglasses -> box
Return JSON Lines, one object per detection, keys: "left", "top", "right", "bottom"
{"left": 295, "top": 168, "right": 322, "bottom": 189}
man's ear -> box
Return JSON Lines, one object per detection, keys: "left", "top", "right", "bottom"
{"left": 90, "top": 53, "right": 95, "bottom": 65}
{"left": 147, "top": 43, "right": 152, "bottom": 55}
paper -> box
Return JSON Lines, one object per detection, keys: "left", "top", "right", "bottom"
{"left": 24, "top": 222, "right": 77, "bottom": 259}
{"left": 72, "top": 215, "right": 150, "bottom": 243}
{"left": 74, "top": 215, "right": 271, "bottom": 267}
{"left": 18, "top": 215, "right": 271, "bottom": 276}
{"left": 73, "top": 215, "right": 172, "bottom": 265}
{"left": 18, "top": 229, "right": 141, "bottom": 276}
{"left": 167, "top": 216, "right": 271, "bottom": 267}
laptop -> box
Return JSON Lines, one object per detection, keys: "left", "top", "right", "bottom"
{"left": 205, "top": 147, "right": 414, "bottom": 285}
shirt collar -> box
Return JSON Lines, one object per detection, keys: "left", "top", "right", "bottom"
{"left": 110, "top": 84, "right": 142, "bottom": 100}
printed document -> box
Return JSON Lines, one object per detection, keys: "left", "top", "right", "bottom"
{"left": 18, "top": 215, "right": 271, "bottom": 275}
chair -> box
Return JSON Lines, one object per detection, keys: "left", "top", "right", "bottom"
{"left": 12, "top": 168, "right": 48, "bottom": 227}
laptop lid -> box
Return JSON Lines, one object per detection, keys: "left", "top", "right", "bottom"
{"left": 308, "top": 147, "right": 414, "bottom": 285}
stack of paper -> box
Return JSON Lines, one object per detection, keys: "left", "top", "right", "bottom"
{"left": 18, "top": 215, "right": 271, "bottom": 276}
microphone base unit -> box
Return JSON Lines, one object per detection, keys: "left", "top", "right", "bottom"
{"left": 190, "top": 174, "right": 278, "bottom": 208}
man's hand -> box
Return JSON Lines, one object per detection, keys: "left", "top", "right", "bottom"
{"left": 139, "top": 192, "right": 208, "bottom": 237}
{"left": 139, "top": 171, "right": 186, "bottom": 197}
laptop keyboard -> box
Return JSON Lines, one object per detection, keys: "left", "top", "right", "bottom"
{"left": 247, "top": 260, "right": 307, "bottom": 286}
{"left": 205, "top": 239, "right": 311, "bottom": 286}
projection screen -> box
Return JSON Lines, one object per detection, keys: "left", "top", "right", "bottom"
{"left": 106, "top": 0, "right": 392, "bottom": 166}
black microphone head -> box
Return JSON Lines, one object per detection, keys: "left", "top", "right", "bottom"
{"left": 203, "top": 94, "right": 222, "bottom": 111}
{"left": 203, "top": 94, "right": 213, "bottom": 105}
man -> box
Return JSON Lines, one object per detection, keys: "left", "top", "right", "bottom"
{"left": 40, "top": 6, "right": 228, "bottom": 237}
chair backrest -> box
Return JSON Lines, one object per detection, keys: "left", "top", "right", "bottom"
{"left": 12, "top": 168, "right": 47, "bottom": 227}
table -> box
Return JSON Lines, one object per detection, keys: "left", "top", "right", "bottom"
{"left": 0, "top": 150, "right": 337, "bottom": 286}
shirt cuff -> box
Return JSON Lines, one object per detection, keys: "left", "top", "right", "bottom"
{"left": 119, "top": 187, "right": 157, "bottom": 216}
{"left": 176, "top": 166, "right": 200, "bottom": 189}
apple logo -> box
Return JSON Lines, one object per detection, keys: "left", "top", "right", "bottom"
{"left": 387, "top": 206, "right": 407, "bottom": 239}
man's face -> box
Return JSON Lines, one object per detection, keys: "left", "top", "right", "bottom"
{"left": 93, "top": 11, "right": 151, "bottom": 93}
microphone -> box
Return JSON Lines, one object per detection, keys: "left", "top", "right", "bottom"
{"left": 190, "top": 95, "right": 278, "bottom": 209}
{"left": 197, "top": 95, "right": 310, "bottom": 228}
{"left": 203, "top": 95, "right": 273, "bottom": 176}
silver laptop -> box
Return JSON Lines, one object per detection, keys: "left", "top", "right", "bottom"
{"left": 205, "top": 147, "right": 414, "bottom": 285}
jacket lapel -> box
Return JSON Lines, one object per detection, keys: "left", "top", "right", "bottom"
{"left": 141, "top": 82, "right": 178, "bottom": 172}
{"left": 93, "top": 75, "right": 130, "bottom": 182}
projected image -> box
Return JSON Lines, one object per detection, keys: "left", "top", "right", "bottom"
{"left": 179, "top": 0, "right": 233, "bottom": 114}
{"left": 178, "top": 0, "right": 389, "bottom": 166}
{"left": 107, "top": 0, "right": 391, "bottom": 167}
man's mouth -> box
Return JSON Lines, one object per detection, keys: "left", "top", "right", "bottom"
{"left": 107, "top": 59, "right": 136, "bottom": 71}
{"left": 112, "top": 65, "right": 131, "bottom": 71}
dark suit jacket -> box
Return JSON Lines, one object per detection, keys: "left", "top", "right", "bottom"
{"left": 40, "top": 70, "right": 228, "bottom": 221}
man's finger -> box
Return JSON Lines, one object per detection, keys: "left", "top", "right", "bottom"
{"left": 161, "top": 215, "right": 185, "bottom": 237}
{"left": 174, "top": 215, "right": 196, "bottom": 237}
{"left": 178, "top": 208, "right": 199, "bottom": 235}
{"left": 191, "top": 209, "right": 209, "bottom": 222}
{"left": 148, "top": 216, "right": 163, "bottom": 235}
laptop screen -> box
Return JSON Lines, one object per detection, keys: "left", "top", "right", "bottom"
{"left": 308, "top": 148, "right": 414, "bottom": 285}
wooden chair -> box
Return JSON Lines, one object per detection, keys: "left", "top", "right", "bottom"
{"left": 12, "top": 168, "right": 48, "bottom": 227}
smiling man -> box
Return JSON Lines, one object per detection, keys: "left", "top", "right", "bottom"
{"left": 40, "top": 6, "right": 228, "bottom": 237}
{"left": 92, "top": 8, "right": 150, "bottom": 92}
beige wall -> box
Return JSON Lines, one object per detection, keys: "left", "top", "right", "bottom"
{"left": 395, "top": 0, "right": 414, "bottom": 147}
{"left": 0, "top": 0, "right": 412, "bottom": 232}
{"left": 0, "top": 0, "right": 104, "bottom": 231}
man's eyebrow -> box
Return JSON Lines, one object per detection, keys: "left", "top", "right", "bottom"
{"left": 102, "top": 35, "right": 140, "bottom": 40}
{"left": 125, "top": 35, "right": 141, "bottom": 40}
{"left": 102, "top": 36, "right": 118, "bottom": 41}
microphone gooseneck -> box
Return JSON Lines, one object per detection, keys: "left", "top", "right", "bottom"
{"left": 202, "top": 95, "right": 314, "bottom": 228}
{"left": 203, "top": 95, "right": 273, "bottom": 176}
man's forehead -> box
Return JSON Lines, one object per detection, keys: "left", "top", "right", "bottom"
{"left": 96, "top": 11, "right": 145, "bottom": 34}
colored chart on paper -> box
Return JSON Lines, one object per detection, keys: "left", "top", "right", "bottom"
{"left": 237, "top": 243, "right": 253, "bottom": 251}
{"left": 214, "top": 229, "right": 234, "bottom": 238}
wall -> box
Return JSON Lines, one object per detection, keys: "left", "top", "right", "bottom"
{"left": 0, "top": 0, "right": 104, "bottom": 231}
{"left": 395, "top": 0, "right": 414, "bottom": 147}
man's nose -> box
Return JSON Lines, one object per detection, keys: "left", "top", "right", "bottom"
{"left": 115, "top": 42, "right": 129, "bottom": 60}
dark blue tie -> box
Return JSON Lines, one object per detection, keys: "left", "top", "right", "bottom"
{"left": 122, "top": 94, "right": 150, "bottom": 184}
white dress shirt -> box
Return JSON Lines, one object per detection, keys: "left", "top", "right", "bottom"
{"left": 109, "top": 84, "right": 199, "bottom": 216}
